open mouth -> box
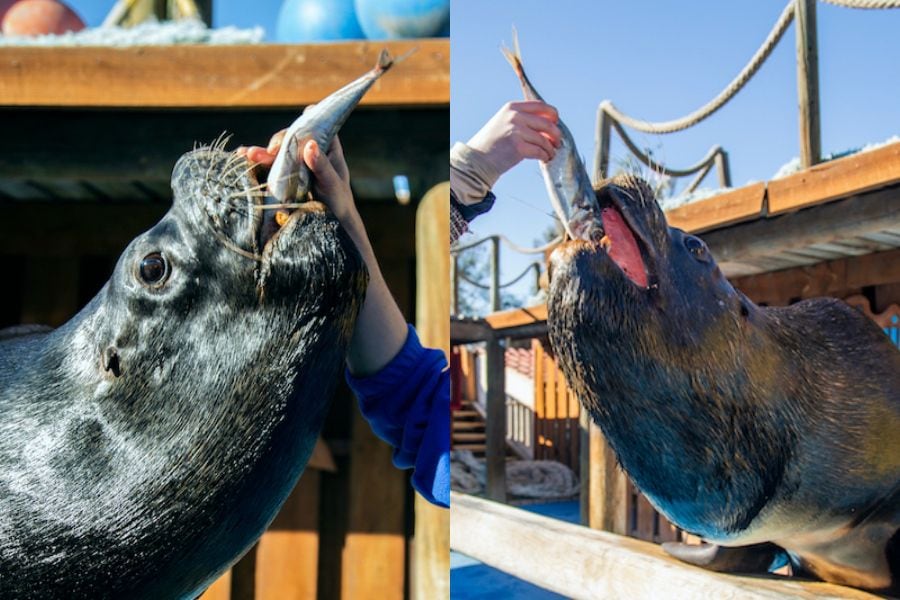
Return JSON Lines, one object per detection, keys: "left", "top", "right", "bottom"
{"left": 578, "top": 187, "right": 651, "bottom": 289}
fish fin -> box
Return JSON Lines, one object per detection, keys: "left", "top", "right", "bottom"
{"left": 375, "top": 48, "right": 393, "bottom": 72}
{"left": 500, "top": 27, "right": 524, "bottom": 79}
{"left": 375, "top": 47, "right": 416, "bottom": 75}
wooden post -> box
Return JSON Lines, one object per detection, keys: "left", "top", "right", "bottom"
{"left": 593, "top": 106, "right": 612, "bottom": 183}
{"left": 450, "top": 253, "right": 459, "bottom": 316}
{"left": 579, "top": 409, "right": 591, "bottom": 526}
{"left": 489, "top": 236, "right": 501, "bottom": 312}
{"left": 588, "top": 423, "right": 628, "bottom": 535}
{"left": 485, "top": 334, "right": 507, "bottom": 502}
{"left": 795, "top": 0, "right": 821, "bottom": 168}
{"left": 714, "top": 149, "right": 732, "bottom": 188}
{"left": 412, "top": 182, "right": 450, "bottom": 600}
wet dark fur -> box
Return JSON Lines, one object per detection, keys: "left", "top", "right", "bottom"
{"left": 0, "top": 146, "right": 367, "bottom": 599}
{"left": 547, "top": 174, "right": 900, "bottom": 592}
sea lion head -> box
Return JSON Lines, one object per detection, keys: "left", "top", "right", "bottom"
{"left": 548, "top": 173, "right": 750, "bottom": 350}
{"left": 10, "top": 141, "right": 367, "bottom": 596}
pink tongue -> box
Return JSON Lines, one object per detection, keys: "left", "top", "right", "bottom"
{"left": 601, "top": 206, "right": 648, "bottom": 288}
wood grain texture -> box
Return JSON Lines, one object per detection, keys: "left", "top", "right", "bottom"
{"left": 0, "top": 40, "right": 449, "bottom": 108}
{"left": 341, "top": 410, "right": 406, "bottom": 600}
{"left": 768, "top": 142, "right": 900, "bottom": 214}
{"left": 733, "top": 248, "right": 900, "bottom": 306}
{"left": 412, "top": 182, "right": 450, "bottom": 600}
{"left": 484, "top": 305, "right": 548, "bottom": 329}
{"left": 664, "top": 182, "right": 766, "bottom": 233}
{"left": 450, "top": 492, "right": 880, "bottom": 600}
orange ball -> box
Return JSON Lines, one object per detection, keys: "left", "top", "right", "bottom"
{"left": 1, "top": 0, "right": 85, "bottom": 36}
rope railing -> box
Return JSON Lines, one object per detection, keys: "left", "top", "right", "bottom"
{"left": 452, "top": 233, "right": 562, "bottom": 255}
{"left": 600, "top": 2, "right": 796, "bottom": 135}
{"left": 822, "top": 0, "right": 900, "bottom": 7}
{"left": 458, "top": 262, "right": 542, "bottom": 291}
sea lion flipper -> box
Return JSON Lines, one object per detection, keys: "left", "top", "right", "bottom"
{"left": 662, "top": 541, "right": 787, "bottom": 574}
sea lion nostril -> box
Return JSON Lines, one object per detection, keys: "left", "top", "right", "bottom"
{"left": 103, "top": 346, "right": 121, "bottom": 378}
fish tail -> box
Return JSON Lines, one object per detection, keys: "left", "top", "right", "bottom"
{"left": 501, "top": 27, "right": 542, "bottom": 101}
{"left": 375, "top": 48, "right": 394, "bottom": 72}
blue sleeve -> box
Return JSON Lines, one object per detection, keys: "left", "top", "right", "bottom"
{"left": 345, "top": 325, "right": 449, "bottom": 508}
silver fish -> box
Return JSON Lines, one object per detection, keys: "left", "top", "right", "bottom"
{"left": 502, "top": 34, "right": 596, "bottom": 240}
{"left": 262, "top": 49, "right": 396, "bottom": 235}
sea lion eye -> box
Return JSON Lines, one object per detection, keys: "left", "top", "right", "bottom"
{"left": 684, "top": 236, "right": 710, "bottom": 262}
{"left": 138, "top": 253, "right": 169, "bottom": 286}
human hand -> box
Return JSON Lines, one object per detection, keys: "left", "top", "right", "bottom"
{"left": 466, "top": 101, "right": 561, "bottom": 175}
{"left": 236, "top": 131, "right": 356, "bottom": 222}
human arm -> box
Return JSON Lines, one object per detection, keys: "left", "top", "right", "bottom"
{"left": 450, "top": 100, "right": 561, "bottom": 242}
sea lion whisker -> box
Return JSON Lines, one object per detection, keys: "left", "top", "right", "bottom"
{"left": 209, "top": 227, "right": 262, "bottom": 262}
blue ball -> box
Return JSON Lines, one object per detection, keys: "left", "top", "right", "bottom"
{"left": 276, "top": 0, "right": 365, "bottom": 43}
{"left": 354, "top": 0, "right": 450, "bottom": 40}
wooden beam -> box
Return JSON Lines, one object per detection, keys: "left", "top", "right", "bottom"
{"left": 732, "top": 248, "right": 900, "bottom": 305}
{"left": 664, "top": 182, "right": 765, "bottom": 234}
{"left": 701, "top": 185, "right": 900, "bottom": 273}
{"left": 450, "top": 318, "right": 492, "bottom": 344}
{"left": 484, "top": 336, "right": 507, "bottom": 502}
{"left": 768, "top": 142, "right": 900, "bottom": 214}
{"left": 0, "top": 41, "right": 449, "bottom": 108}
{"left": 450, "top": 492, "right": 880, "bottom": 600}
{"left": 484, "top": 305, "right": 548, "bottom": 330}
{"left": 0, "top": 107, "right": 448, "bottom": 203}
{"left": 412, "top": 182, "right": 450, "bottom": 600}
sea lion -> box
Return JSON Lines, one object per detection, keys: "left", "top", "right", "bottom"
{"left": 546, "top": 173, "right": 900, "bottom": 592}
{"left": 0, "top": 139, "right": 367, "bottom": 598}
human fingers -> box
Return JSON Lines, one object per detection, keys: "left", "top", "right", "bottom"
{"left": 517, "top": 127, "right": 557, "bottom": 162}
{"left": 326, "top": 135, "right": 350, "bottom": 183}
{"left": 508, "top": 100, "right": 559, "bottom": 123}
{"left": 234, "top": 145, "right": 276, "bottom": 167}
{"left": 515, "top": 111, "right": 562, "bottom": 147}
{"left": 302, "top": 140, "right": 344, "bottom": 195}
{"left": 266, "top": 129, "right": 288, "bottom": 154}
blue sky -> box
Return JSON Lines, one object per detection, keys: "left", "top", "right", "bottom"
{"left": 451, "top": 0, "right": 900, "bottom": 307}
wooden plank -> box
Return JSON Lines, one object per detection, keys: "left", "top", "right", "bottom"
{"left": 732, "top": 248, "right": 900, "bottom": 306}
{"left": 450, "top": 492, "right": 880, "bottom": 600}
{"left": 341, "top": 411, "right": 406, "bottom": 600}
{"left": 702, "top": 186, "right": 900, "bottom": 276}
{"left": 664, "top": 182, "right": 766, "bottom": 233}
{"left": 0, "top": 40, "right": 449, "bottom": 108}
{"left": 412, "top": 182, "right": 449, "bottom": 600}
{"left": 484, "top": 336, "right": 507, "bottom": 502}
{"left": 250, "top": 470, "right": 321, "bottom": 600}
{"left": 588, "top": 422, "right": 628, "bottom": 536}
{"left": 768, "top": 142, "right": 900, "bottom": 215}
{"left": 484, "top": 304, "right": 548, "bottom": 329}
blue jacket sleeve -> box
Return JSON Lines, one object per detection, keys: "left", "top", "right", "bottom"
{"left": 345, "top": 325, "right": 449, "bottom": 508}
